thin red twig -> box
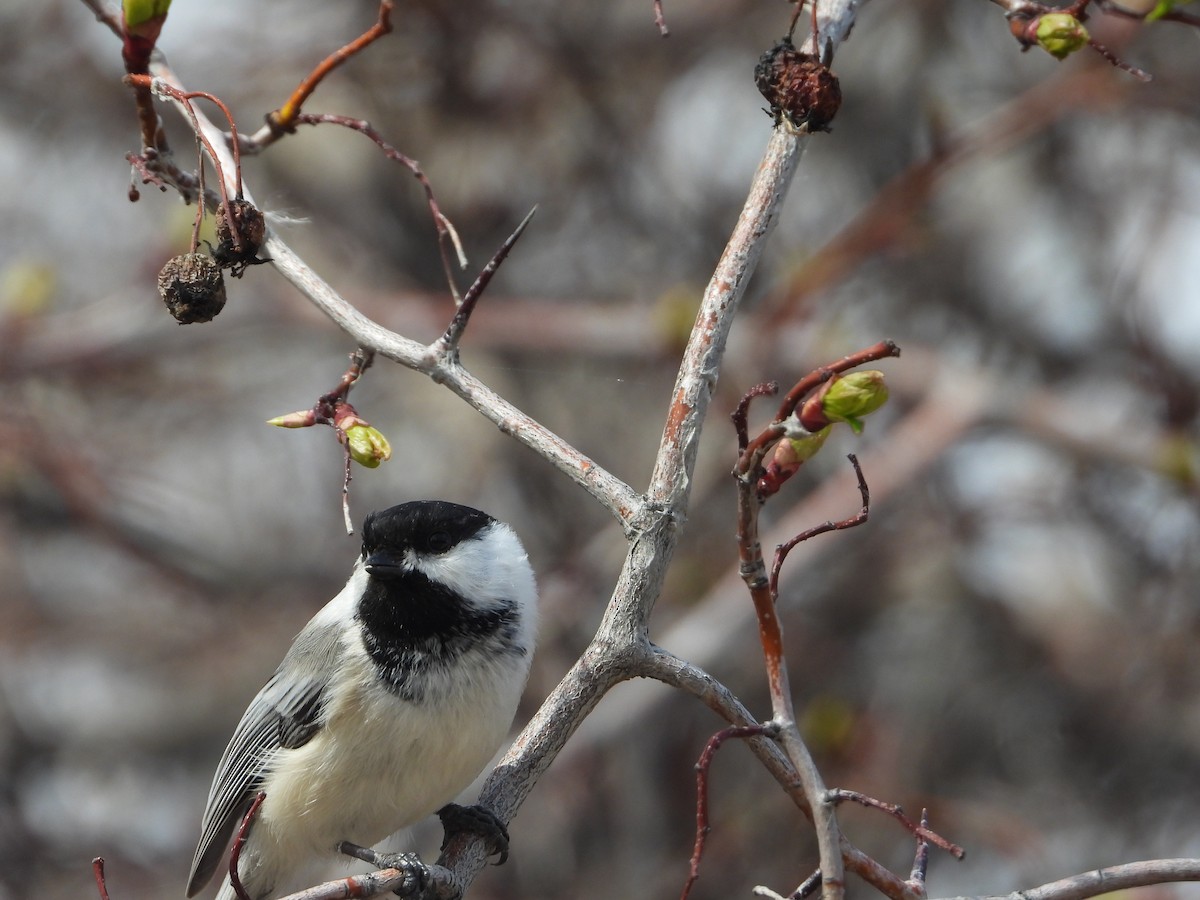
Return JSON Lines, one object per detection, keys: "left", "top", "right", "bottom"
{"left": 125, "top": 75, "right": 233, "bottom": 216}
{"left": 268, "top": 1, "right": 395, "bottom": 134}
{"left": 1086, "top": 38, "right": 1152, "bottom": 81}
{"left": 654, "top": 0, "right": 670, "bottom": 36}
{"left": 829, "top": 790, "right": 965, "bottom": 860}
{"left": 181, "top": 90, "right": 244, "bottom": 198}
{"left": 92, "top": 858, "right": 111, "bottom": 900}
{"left": 769, "top": 454, "right": 870, "bottom": 597}
{"left": 681, "top": 724, "right": 776, "bottom": 900}
{"left": 229, "top": 791, "right": 268, "bottom": 900}
{"left": 732, "top": 381, "right": 779, "bottom": 452}
{"left": 291, "top": 112, "right": 466, "bottom": 292}
{"left": 316, "top": 350, "right": 376, "bottom": 534}
{"left": 774, "top": 340, "right": 899, "bottom": 423}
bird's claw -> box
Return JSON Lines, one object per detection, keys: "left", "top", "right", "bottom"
{"left": 437, "top": 803, "right": 511, "bottom": 865}
{"left": 338, "top": 842, "right": 428, "bottom": 897}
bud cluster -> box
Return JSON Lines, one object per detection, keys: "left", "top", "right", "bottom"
{"left": 756, "top": 370, "right": 889, "bottom": 499}
{"left": 268, "top": 400, "right": 393, "bottom": 469}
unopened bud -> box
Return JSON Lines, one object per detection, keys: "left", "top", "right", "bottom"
{"left": 344, "top": 423, "right": 392, "bottom": 469}
{"left": 123, "top": 0, "right": 171, "bottom": 29}
{"left": 267, "top": 410, "right": 316, "bottom": 428}
{"left": 802, "top": 370, "right": 889, "bottom": 434}
{"left": 1036, "top": 13, "right": 1090, "bottom": 59}
{"left": 757, "top": 426, "right": 831, "bottom": 498}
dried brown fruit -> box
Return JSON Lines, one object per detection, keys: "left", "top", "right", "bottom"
{"left": 211, "top": 198, "right": 268, "bottom": 277}
{"left": 755, "top": 36, "right": 842, "bottom": 133}
{"left": 157, "top": 252, "right": 227, "bottom": 324}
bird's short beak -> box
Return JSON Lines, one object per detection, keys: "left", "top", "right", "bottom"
{"left": 365, "top": 551, "right": 406, "bottom": 579}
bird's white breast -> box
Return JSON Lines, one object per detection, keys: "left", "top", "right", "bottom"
{"left": 241, "top": 615, "right": 529, "bottom": 896}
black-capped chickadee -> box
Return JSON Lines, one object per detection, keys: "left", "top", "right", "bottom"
{"left": 186, "top": 501, "right": 538, "bottom": 900}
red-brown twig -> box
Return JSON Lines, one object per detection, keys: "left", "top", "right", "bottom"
{"left": 267, "top": 1, "right": 395, "bottom": 135}
{"left": 290, "top": 112, "right": 466, "bottom": 290}
{"left": 125, "top": 145, "right": 205, "bottom": 204}
{"left": 180, "top": 90, "right": 244, "bottom": 199}
{"left": 653, "top": 0, "right": 670, "bottom": 36}
{"left": 125, "top": 75, "right": 234, "bottom": 218}
{"left": 319, "top": 350, "right": 376, "bottom": 533}
{"left": 730, "top": 343, "right": 899, "bottom": 900}
{"left": 438, "top": 207, "right": 538, "bottom": 354}
{"left": 230, "top": 791, "right": 268, "bottom": 900}
{"left": 829, "top": 790, "right": 965, "bottom": 860}
{"left": 1086, "top": 38, "right": 1152, "bottom": 81}
{"left": 769, "top": 454, "right": 869, "bottom": 597}
{"left": 92, "top": 857, "right": 112, "bottom": 900}
{"left": 774, "top": 341, "right": 900, "bottom": 423}
{"left": 120, "top": 11, "right": 169, "bottom": 154}
{"left": 732, "top": 382, "right": 780, "bottom": 452}
{"left": 681, "top": 723, "right": 778, "bottom": 900}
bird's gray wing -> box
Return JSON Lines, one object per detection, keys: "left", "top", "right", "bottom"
{"left": 186, "top": 620, "right": 344, "bottom": 897}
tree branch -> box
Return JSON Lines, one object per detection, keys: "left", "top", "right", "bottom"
{"left": 932, "top": 858, "right": 1200, "bottom": 900}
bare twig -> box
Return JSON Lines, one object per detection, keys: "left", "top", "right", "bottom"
{"left": 437, "top": 207, "right": 537, "bottom": 354}
{"left": 653, "top": 0, "right": 670, "bottom": 36}
{"left": 78, "top": 0, "right": 121, "bottom": 37}
{"left": 128, "top": 76, "right": 233, "bottom": 212}
{"left": 729, "top": 344, "right": 899, "bottom": 900}
{"left": 909, "top": 809, "right": 931, "bottom": 892}
{"left": 931, "top": 858, "right": 1200, "bottom": 900}
{"left": 284, "top": 112, "right": 467, "bottom": 283}
{"left": 830, "top": 790, "right": 964, "bottom": 860}
{"left": 769, "top": 453, "right": 870, "bottom": 597}
{"left": 265, "top": 1, "right": 395, "bottom": 136}
{"left": 733, "top": 381, "right": 780, "bottom": 452}
{"left": 92, "top": 858, "right": 111, "bottom": 900}
{"left": 681, "top": 723, "right": 780, "bottom": 900}
{"left": 229, "top": 791, "right": 267, "bottom": 900}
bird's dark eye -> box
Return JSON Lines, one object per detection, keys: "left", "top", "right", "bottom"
{"left": 427, "top": 531, "right": 453, "bottom": 553}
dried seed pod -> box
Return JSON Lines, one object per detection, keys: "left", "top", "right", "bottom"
{"left": 211, "top": 198, "right": 268, "bottom": 277}
{"left": 755, "top": 36, "right": 842, "bottom": 133}
{"left": 157, "top": 252, "right": 227, "bottom": 324}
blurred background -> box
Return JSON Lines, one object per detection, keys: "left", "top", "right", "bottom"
{"left": 2, "top": 0, "right": 1199, "bottom": 898}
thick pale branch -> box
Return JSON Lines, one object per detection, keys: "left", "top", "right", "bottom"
{"left": 932, "top": 858, "right": 1200, "bottom": 900}
{"left": 649, "top": 126, "right": 803, "bottom": 510}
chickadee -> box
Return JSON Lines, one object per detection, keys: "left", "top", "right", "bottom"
{"left": 186, "top": 501, "right": 538, "bottom": 900}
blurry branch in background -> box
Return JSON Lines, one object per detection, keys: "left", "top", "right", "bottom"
{"left": 74, "top": 0, "right": 1200, "bottom": 899}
